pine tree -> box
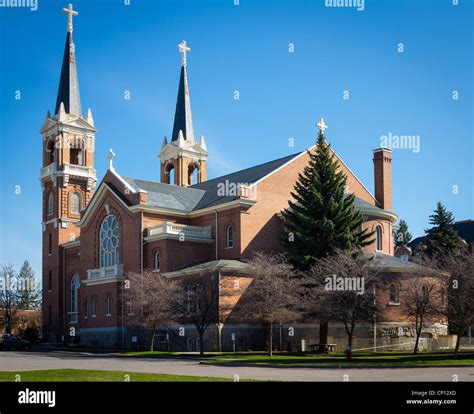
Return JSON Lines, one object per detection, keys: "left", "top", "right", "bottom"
{"left": 281, "top": 130, "right": 374, "bottom": 351}
{"left": 281, "top": 131, "right": 374, "bottom": 270}
{"left": 424, "top": 202, "right": 459, "bottom": 257}
{"left": 394, "top": 219, "right": 412, "bottom": 247}
{"left": 17, "top": 260, "right": 41, "bottom": 310}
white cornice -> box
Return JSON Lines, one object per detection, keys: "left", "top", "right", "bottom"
{"left": 362, "top": 209, "right": 399, "bottom": 223}
{"left": 129, "top": 198, "right": 256, "bottom": 218}
{"left": 62, "top": 240, "right": 81, "bottom": 249}
{"left": 108, "top": 167, "right": 137, "bottom": 194}
{"left": 144, "top": 234, "right": 214, "bottom": 244}
{"left": 40, "top": 116, "right": 96, "bottom": 135}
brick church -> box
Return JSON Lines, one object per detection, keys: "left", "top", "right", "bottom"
{"left": 41, "top": 5, "right": 447, "bottom": 350}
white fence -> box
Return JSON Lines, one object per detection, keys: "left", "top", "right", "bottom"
{"left": 309, "top": 336, "right": 472, "bottom": 352}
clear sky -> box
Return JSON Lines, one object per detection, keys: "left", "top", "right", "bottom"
{"left": 0, "top": 0, "right": 472, "bottom": 277}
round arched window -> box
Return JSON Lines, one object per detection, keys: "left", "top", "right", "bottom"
{"left": 70, "top": 274, "right": 80, "bottom": 323}
{"left": 375, "top": 226, "right": 383, "bottom": 251}
{"left": 154, "top": 251, "right": 160, "bottom": 272}
{"left": 100, "top": 215, "right": 120, "bottom": 268}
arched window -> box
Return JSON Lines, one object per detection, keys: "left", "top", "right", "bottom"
{"left": 375, "top": 226, "right": 382, "bottom": 251}
{"left": 100, "top": 215, "right": 120, "bottom": 268}
{"left": 225, "top": 225, "right": 233, "bottom": 249}
{"left": 47, "top": 139, "right": 55, "bottom": 164}
{"left": 106, "top": 295, "right": 112, "bottom": 316}
{"left": 71, "top": 192, "right": 81, "bottom": 215}
{"left": 422, "top": 285, "right": 429, "bottom": 302}
{"left": 154, "top": 251, "right": 160, "bottom": 272}
{"left": 127, "top": 299, "right": 134, "bottom": 316}
{"left": 188, "top": 163, "right": 199, "bottom": 185}
{"left": 389, "top": 284, "right": 399, "bottom": 304}
{"left": 47, "top": 193, "right": 54, "bottom": 216}
{"left": 70, "top": 274, "right": 80, "bottom": 323}
{"left": 69, "top": 137, "right": 84, "bottom": 166}
{"left": 165, "top": 163, "right": 175, "bottom": 185}
{"left": 91, "top": 295, "right": 97, "bottom": 317}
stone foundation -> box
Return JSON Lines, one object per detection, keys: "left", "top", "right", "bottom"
{"left": 77, "top": 321, "right": 448, "bottom": 351}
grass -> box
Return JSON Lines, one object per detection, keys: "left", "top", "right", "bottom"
{"left": 205, "top": 351, "right": 474, "bottom": 366}
{"left": 119, "top": 350, "right": 474, "bottom": 366}
{"left": 0, "top": 369, "right": 239, "bottom": 382}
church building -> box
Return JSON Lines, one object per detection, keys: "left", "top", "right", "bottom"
{"left": 41, "top": 5, "right": 447, "bottom": 351}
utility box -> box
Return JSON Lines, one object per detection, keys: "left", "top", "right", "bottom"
{"left": 437, "top": 335, "right": 457, "bottom": 350}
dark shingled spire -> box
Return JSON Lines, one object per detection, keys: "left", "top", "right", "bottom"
{"left": 171, "top": 63, "right": 195, "bottom": 142}
{"left": 54, "top": 31, "right": 82, "bottom": 116}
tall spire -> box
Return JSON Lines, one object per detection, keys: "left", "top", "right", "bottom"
{"left": 54, "top": 3, "right": 82, "bottom": 117}
{"left": 171, "top": 40, "right": 195, "bottom": 142}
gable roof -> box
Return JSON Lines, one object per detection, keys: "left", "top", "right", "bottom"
{"left": 189, "top": 152, "right": 302, "bottom": 210}
{"left": 122, "top": 177, "right": 206, "bottom": 211}
{"left": 106, "top": 148, "right": 392, "bottom": 219}
{"left": 118, "top": 153, "right": 302, "bottom": 212}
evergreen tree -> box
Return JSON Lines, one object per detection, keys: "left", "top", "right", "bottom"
{"left": 17, "top": 260, "right": 41, "bottom": 310}
{"left": 394, "top": 219, "right": 412, "bottom": 247}
{"left": 281, "top": 129, "right": 374, "bottom": 351}
{"left": 424, "top": 202, "right": 459, "bottom": 257}
{"left": 281, "top": 131, "right": 374, "bottom": 270}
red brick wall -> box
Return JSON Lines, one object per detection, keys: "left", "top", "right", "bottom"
{"left": 240, "top": 148, "right": 383, "bottom": 259}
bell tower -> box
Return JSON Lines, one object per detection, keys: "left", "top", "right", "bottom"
{"left": 159, "top": 40, "right": 208, "bottom": 186}
{"left": 40, "top": 3, "right": 96, "bottom": 340}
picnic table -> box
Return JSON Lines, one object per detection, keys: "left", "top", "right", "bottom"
{"left": 309, "top": 343, "right": 337, "bottom": 352}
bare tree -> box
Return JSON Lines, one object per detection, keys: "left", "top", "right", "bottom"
{"left": 0, "top": 264, "right": 21, "bottom": 334}
{"left": 169, "top": 272, "right": 220, "bottom": 356}
{"left": 234, "top": 253, "right": 303, "bottom": 356}
{"left": 437, "top": 252, "right": 474, "bottom": 358}
{"left": 124, "top": 271, "right": 178, "bottom": 351}
{"left": 403, "top": 265, "right": 446, "bottom": 354}
{"left": 309, "top": 249, "right": 380, "bottom": 350}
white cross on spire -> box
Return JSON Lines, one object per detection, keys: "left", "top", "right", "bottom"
{"left": 107, "top": 148, "right": 116, "bottom": 170}
{"left": 317, "top": 117, "right": 328, "bottom": 134}
{"left": 62, "top": 3, "right": 78, "bottom": 33}
{"left": 178, "top": 40, "right": 191, "bottom": 67}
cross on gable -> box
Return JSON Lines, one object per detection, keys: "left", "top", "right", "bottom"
{"left": 317, "top": 117, "right": 328, "bottom": 134}
{"left": 107, "top": 148, "right": 116, "bottom": 170}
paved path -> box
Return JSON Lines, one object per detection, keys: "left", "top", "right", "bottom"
{"left": 0, "top": 351, "right": 473, "bottom": 382}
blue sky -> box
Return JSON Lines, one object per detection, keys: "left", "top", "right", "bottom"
{"left": 0, "top": 0, "right": 472, "bottom": 276}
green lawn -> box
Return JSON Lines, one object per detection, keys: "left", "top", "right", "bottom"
{"left": 206, "top": 351, "right": 474, "bottom": 366}
{"left": 0, "top": 369, "right": 237, "bottom": 382}
{"left": 119, "top": 350, "right": 474, "bottom": 366}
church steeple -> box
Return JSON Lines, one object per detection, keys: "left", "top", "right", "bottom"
{"left": 159, "top": 40, "right": 208, "bottom": 186}
{"left": 171, "top": 41, "right": 194, "bottom": 142}
{"left": 40, "top": 3, "right": 96, "bottom": 343}
{"left": 54, "top": 3, "right": 82, "bottom": 116}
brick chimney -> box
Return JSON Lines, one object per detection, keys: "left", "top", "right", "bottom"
{"left": 373, "top": 148, "right": 392, "bottom": 211}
